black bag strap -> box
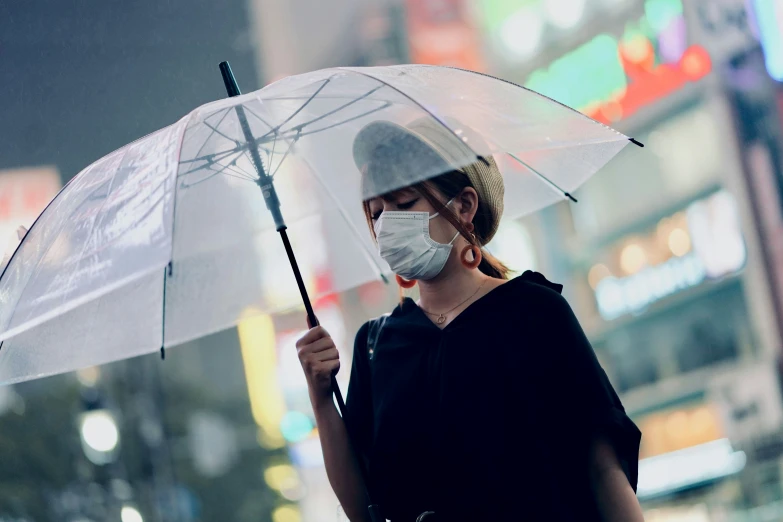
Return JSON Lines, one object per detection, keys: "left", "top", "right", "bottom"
{"left": 366, "top": 313, "right": 389, "bottom": 361}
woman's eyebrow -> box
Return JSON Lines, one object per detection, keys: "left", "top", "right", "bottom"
{"left": 386, "top": 188, "right": 417, "bottom": 201}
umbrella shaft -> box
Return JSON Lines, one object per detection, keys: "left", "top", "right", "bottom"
{"left": 278, "top": 228, "right": 317, "bottom": 326}
{"left": 234, "top": 103, "right": 287, "bottom": 231}
{"left": 257, "top": 177, "right": 286, "bottom": 231}
{"left": 219, "top": 62, "right": 380, "bottom": 514}
{"left": 218, "top": 62, "right": 287, "bottom": 230}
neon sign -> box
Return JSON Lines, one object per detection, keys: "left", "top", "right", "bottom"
{"left": 587, "top": 45, "right": 711, "bottom": 124}
{"left": 596, "top": 253, "right": 707, "bottom": 320}
{"left": 525, "top": 0, "right": 713, "bottom": 123}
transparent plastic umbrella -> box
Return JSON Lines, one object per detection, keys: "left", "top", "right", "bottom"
{"left": 0, "top": 64, "right": 638, "bottom": 386}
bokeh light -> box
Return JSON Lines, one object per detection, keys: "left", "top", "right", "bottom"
{"left": 80, "top": 410, "right": 119, "bottom": 454}
{"left": 668, "top": 228, "right": 691, "bottom": 257}
{"left": 120, "top": 506, "right": 143, "bottom": 522}
{"left": 620, "top": 243, "right": 647, "bottom": 274}
{"left": 500, "top": 7, "right": 544, "bottom": 58}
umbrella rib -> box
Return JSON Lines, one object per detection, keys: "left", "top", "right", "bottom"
{"left": 295, "top": 153, "right": 390, "bottom": 284}
{"left": 180, "top": 85, "right": 385, "bottom": 169}
{"left": 241, "top": 83, "right": 385, "bottom": 176}
{"left": 180, "top": 157, "right": 257, "bottom": 188}
{"left": 181, "top": 87, "right": 328, "bottom": 168}
{"left": 213, "top": 149, "right": 259, "bottom": 180}
{"left": 241, "top": 105, "right": 300, "bottom": 175}
{"left": 243, "top": 105, "right": 297, "bottom": 144}
{"left": 177, "top": 148, "right": 244, "bottom": 177}
{"left": 203, "top": 120, "right": 240, "bottom": 147}
{"left": 269, "top": 134, "right": 278, "bottom": 175}
{"left": 242, "top": 105, "right": 276, "bottom": 130}
{"left": 280, "top": 102, "right": 392, "bottom": 141}
{"left": 340, "top": 68, "right": 490, "bottom": 167}
{"left": 429, "top": 64, "right": 643, "bottom": 147}
{"left": 201, "top": 163, "right": 255, "bottom": 185}
{"left": 255, "top": 76, "right": 336, "bottom": 143}
{"left": 193, "top": 108, "right": 234, "bottom": 159}
{"left": 178, "top": 146, "right": 244, "bottom": 167}
{"left": 278, "top": 84, "right": 385, "bottom": 135}
{"left": 271, "top": 131, "right": 301, "bottom": 178}
{"left": 221, "top": 158, "right": 259, "bottom": 181}
{"left": 267, "top": 101, "right": 391, "bottom": 178}
{"left": 161, "top": 265, "right": 168, "bottom": 358}
{"left": 507, "top": 152, "right": 578, "bottom": 203}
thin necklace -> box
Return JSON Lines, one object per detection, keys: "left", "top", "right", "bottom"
{"left": 420, "top": 279, "right": 488, "bottom": 325}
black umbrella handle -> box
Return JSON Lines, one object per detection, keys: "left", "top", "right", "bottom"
{"left": 219, "top": 62, "right": 383, "bottom": 521}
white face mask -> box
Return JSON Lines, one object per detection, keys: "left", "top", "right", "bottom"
{"left": 374, "top": 199, "right": 460, "bottom": 281}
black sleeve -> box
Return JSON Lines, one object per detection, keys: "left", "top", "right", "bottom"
{"left": 532, "top": 286, "right": 642, "bottom": 491}
{"left": 344, "top": 321, "right": 373, "bottom": 463}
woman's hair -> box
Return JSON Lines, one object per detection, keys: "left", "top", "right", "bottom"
{"left": 362, "top": 161, "right": 510, "bottom": 281}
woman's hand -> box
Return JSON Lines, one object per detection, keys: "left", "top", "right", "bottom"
{"left": 296, "top": 323, "right": 340, "bottom": 408}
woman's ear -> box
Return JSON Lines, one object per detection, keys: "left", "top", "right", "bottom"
{"left": 456, "top": 187, "right": 479, "bottom": 224}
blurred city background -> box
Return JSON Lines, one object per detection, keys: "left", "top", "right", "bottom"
{"left": 2, "top": 0, "right": 783, "bottom": 520}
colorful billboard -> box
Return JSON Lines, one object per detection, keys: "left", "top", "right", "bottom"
{"left": 524, "top": 0, "right": 712, "bottom": 123}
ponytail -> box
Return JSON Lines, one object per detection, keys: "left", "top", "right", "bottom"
{"left": 478, "top": 248, "right": 509, "bottom": 280}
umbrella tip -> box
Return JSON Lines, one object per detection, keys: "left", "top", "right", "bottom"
{"left": 219, "top": 61, "right": 242, "bottom": 97}
{"left": 160, "top": 346, "right": 166, "bottom": 360}
{"left": 629, "top": 137, "right": 644, "bottom": 148}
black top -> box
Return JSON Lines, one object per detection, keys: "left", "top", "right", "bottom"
{"left": 345, "top": 271, "right": 641, "bottom": 522}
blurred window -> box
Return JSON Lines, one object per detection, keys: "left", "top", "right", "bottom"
{"left": 595, "top": 279, "right": 748, "bottom": 393}
{"left": 571, "top": 103, "right": 724, "bottom": 240}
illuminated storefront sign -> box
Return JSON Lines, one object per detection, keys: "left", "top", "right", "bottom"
{"left": 596, "top": 253, "right": 707, "bottom": 319}
{"left": 637, "top": 438, "right": 746, "bottom": 499}
{"left": 524, "top": 0, "right": 712, "bottom": 123}
{"left": 591, "top": 190, "right": 746, "bottom": 320}
{"left": 634, "top": 402, "right": 746, "bottom": 499}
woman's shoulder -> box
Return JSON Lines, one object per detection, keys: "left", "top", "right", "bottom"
{"left": 502, "top": 270, "right": 567, "bottom": 309}
{"left": 515, "top": 270, "right": 563, "bottom": 294}
{"left": 492, "top": 271, "right": 585, "bottom": 339}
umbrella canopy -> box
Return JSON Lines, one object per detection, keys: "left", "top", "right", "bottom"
{"left": 0, "top": 64, "right": 634, "bottom": 384}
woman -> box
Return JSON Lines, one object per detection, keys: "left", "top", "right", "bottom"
{"left": 296, "top": 119, "right": 644, "bottom": 522}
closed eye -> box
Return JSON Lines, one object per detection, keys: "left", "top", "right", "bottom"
{"left": 397, "top": 198, "right": 418, "bottom": 210}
